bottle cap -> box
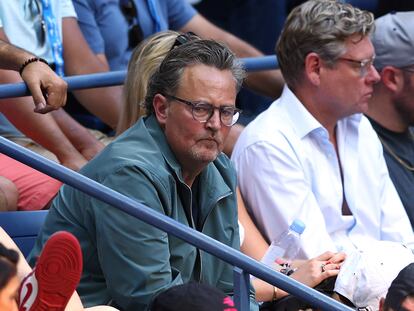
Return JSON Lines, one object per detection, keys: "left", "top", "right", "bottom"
{"left": 289, "top": 219, "right": 305, "bottom": 234}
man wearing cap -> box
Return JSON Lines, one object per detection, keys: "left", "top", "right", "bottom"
{"left": 232, "top": 0, "right": 414, "bottom": 259}
{"left": 30, "top": 39, "right": 256, "bottom": 310}
{"left": 366, "top": 11, "right": 414, "bottom": 227}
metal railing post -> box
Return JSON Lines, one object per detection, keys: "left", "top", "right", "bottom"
{"left": 233, "top": 267, "right": 251, "bottom": 311}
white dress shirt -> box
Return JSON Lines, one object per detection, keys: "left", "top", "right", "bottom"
{"left": 232, "top": 86, "right": 414, "bottom": 259}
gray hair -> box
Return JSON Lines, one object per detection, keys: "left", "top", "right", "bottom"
{"left": 144, "top": 39, "right": 245, "bottom": 115}
{"left": 276, "top": 0, "right": 375, "bottom": 88}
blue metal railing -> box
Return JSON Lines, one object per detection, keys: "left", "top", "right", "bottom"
{"left": 0, "top": 55, "right": 351, "bottom": 310}
{"left": 0, "top": 137, "right": 352, "bottom": 311}
{"left": 0, "top": 56, "right": 279, "bottom": 99}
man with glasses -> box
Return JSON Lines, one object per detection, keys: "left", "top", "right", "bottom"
{"left": 30, "top": 39, "right": 257, "bottom": 310}
{"left": 232, "top": 0, "right": 414, "bottom": 259}
{"left": 366, "top": 12, "right": 414, "bottom": 227}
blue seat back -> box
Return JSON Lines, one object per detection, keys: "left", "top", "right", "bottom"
{"left": 0, "top": 210, "right": 48, "bottom": 257}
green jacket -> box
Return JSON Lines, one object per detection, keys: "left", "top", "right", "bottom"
{"left": 30, "top": 115, "right": 255, "bottom": 310}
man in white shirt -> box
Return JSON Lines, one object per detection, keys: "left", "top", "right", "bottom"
{"left": 232, "top": 0, "right": 414, "bottom": 258}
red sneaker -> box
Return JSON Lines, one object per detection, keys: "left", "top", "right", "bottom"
{"left": 19, "top": 231, "right": 83, "bottom": 311}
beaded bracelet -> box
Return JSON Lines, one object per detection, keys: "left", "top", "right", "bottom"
{"left": 19, "top": 57, "right": 49, "bottom": 76}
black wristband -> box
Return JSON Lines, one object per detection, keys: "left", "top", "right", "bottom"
{"left": 19, "top": 57, "right": 49, "bottom": 76}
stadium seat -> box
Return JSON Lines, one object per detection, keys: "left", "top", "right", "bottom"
{"left": 0, "top": 210, "right": 48, "bottom": 257}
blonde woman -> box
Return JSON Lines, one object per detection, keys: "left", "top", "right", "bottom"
{"left": 117, "top": 31, "right": 180, "bottom": 135}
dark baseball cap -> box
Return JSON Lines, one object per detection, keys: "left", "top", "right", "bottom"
{"left": 384, "top": 263, "right": 414, "bottom": 310}
{"left": 149, "top": 282, "right": 238, "bottom": 311}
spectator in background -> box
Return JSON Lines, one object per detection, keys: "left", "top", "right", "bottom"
{"left": 0, "top": 0, "right": 121, "bottom": 129}
{"left": 30, "top": 39, "right": 258, "bottom": 310}
{"left": 0, "top": 0, "right": 124, "bottom": 171}
{"left": 0, "top": 1, "right": 107, "bottom": 170}
{"left": 366, "top": 11, "right": 414, "bottom": 227}
{"left": 0, "top": 39, "right": 67, "bottom": 113}
{"left": 0, "top": 38, "right": 68, "bottom": 211}
{"left": 193, "top": 0, "right": 286, "bottom": 123}
{"left": 232, "top": 0, "right": 414, "bottom": 258}
{"left": 73, "top": 0, "right": 283, "bottom": 99}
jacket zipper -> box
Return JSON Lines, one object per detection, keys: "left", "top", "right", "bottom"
{"left": 198, "top": 190, "right": 233, "bottom": 282}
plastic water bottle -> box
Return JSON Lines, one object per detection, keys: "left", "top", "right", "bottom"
{"left": 261, "top": 219, "right": 306, "bottom": 271}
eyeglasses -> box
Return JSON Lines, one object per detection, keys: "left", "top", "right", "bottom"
{"left": 27, "top": 0, "right": 47, "bottom": 46}
{"left": 119, "top": 0, "right": 144, "bottom": 49}
{"left": 164, "top": 94, "right": 241, "bottom": 127}
{"left": 169, "top": 32, "right": 198, "bottom": 51}
{"left": 337, "top": 55, "right": 375, "bottom": 77}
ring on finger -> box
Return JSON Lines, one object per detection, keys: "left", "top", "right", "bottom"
{"left": 321, "top": 263, "right": 326, "bottom": 273}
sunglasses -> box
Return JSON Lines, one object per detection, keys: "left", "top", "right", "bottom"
{"left": 28, "top": 0, "right": 47, "bottom": 46}
{"left": 119, "top": 0, "right": 144, "bottom": 49}
{"left": 169, "top": 32, "right": 199, "bottom": 51}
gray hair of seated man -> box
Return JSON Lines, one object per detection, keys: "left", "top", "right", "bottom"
{"left": 144, "top": 38, "right": 245, "bottom": 115}
{"left": 276, "top": 0, "right": 374, "bottom": 89}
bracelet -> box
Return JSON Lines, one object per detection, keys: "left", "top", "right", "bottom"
{"left": 272, "top": 286, "right": 278, "bottom": 301}
{"left": 19, "top": 57, "right": 49, "bottom": 76}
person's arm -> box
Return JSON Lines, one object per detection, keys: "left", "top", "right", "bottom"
{"left": 61, "top": 17, "right": 122, "bottom": 130}
{"left": 0, "top": 31, "right": 67, "bottom": 113}
{"left": 238, "top": 188, "right": 269, "bottom": 261}
{"left": 0, "top": 67, "right": 87, "bottom": 170}
{"left": 180, "top": 14, "right": 284, "bottom": 99}
{"left": 51, "top": 109, "right": 104, "bottom": 161}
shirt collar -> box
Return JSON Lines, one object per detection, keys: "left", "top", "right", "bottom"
{"left": 281, "top": 85, "right": 363, "bottom": 139}
{"left": 281, "top": 85, "right": 324, "bottom": 139}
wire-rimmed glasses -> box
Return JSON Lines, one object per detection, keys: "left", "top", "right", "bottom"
{"left": 337, "top": 55, "right": 376, "bottom": 77}
{"left": 119, "top": 0, "right": 144, "bottom": 49}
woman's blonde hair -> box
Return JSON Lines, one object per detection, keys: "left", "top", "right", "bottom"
{"left": 117, "top": 30, "right": 180, "bottom": 135}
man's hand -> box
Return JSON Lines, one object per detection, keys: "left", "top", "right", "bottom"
{"left": 21, "top": 61, "right": 67, "bottom": 114}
